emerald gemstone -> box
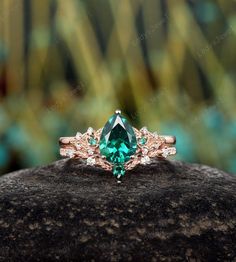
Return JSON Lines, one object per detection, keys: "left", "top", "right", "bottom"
{"left": 99, "top": 112, "right": 137, "bottom": 167}
{"left": 138, "top": 137, "right": 147, "bottom": 145}
{"left": 89, "top": 137, "right": 97, "bottom": 146}
{"left": 112, "top": 164, "right": 126, "bottom": 178}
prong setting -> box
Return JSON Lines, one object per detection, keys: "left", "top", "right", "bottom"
{"left": 87, "top": 127, "right": 94, "bottom": 136}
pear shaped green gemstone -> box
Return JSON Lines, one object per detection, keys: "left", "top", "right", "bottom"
{"left": 99, "top": 113, "right": 137, "bottom": 165}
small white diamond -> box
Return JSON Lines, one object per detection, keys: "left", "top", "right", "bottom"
{"left": 75, "top": 132, "right": 82, "bottom": 139}
{"left": 140, "top": 127, "right": 148, "bottom": 135}
{"left": 87, "top": 149, "right": 94, "bottom": 156}
{"left": 162, "top": 148, "right": 170, "bottom": 158}
{"left": 169, "top": 147, "right": 177, "bottom": 155}
{"left": 87, "top": 127, "right": 94, "bottom": 136}
{"left": 66, "top": 149, "right": 74, "bottom": 158}
{"left": 141, "top": 156, "right": 150, "bottom": 165}
{"left": 87, "top": 157, "right": 96, "bottom": 166}
{"left": 162, "top": 147, "right": 176, "bottom": 158}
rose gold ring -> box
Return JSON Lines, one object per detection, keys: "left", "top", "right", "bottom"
{"left": 59, "top": 110, "right": 176, "bottom": 182}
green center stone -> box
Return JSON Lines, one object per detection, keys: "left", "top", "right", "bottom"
{"left": 99, "top": 112, "right": 137, "bottom": 178}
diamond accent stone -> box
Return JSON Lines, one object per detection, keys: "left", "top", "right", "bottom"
{"left": 66, "top": 149, "right": 74, "bottom": 158}
{"left": 140, "top": 127, "right": 148, "bottom": 135}
{"left": 76, "top": 132, "right": 82, "bottom": 140}
{"left": 87, "top": 157, "right": 96, "bottom": 166}
{"left": 162, "top": 147, "right": 176, "bottom": 158}
{"left": 141, "top": 156, "right": 150, "bottom": 165}
{"left": 162, "top": 150, "right": 169, "bottom": 158}
{"left": 87, "top": 127, "right": 94, "bottom": 136}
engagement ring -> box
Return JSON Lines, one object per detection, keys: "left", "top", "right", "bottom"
{"left": 59, "top": 110, "right": 176, "bottom": 182}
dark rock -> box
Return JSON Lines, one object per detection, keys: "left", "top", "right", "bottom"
{"left": 0, "top": 159, "right": 236, "bottom": 262}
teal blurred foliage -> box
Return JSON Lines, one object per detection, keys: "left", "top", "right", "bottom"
{"left": 0, "top": 0, "right": 236, "bottom": 175}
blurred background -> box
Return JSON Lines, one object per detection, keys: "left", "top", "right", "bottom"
{"left": 0, "top": 0, "right": 236, "bottom": 175}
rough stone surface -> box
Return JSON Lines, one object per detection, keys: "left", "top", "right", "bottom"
{"left": 0, "top": 159, "right": 236, "bottom": 262}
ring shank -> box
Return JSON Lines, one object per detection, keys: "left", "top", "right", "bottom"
{"left": 59, "top": 137, "right": 76, "bottom": 145}
{"left": 59, "top": 135, "right": 176, "bottom": 145}
{"left": 160, "top": 136, "right": 176, "bottom": 145}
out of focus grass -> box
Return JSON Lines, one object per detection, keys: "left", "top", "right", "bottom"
{"left": 0, "top": 0, "right": 236, "bottom": 174}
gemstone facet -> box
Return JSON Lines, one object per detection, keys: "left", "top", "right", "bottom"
{"left": 87, "top": 157, "right": 96, "bottom": 166}
{"left": 99, "top": 112, "right": 137, "bottom": 178}
{"left": 141, "top": 155, "right": 151, "bottom": 165}
{"left": 138, "top": 137, "right": 147, "bottom": 145}
{"left": 88, "top": 137, "right": 97, "bottom": 146}
{"left": 112, "top": 164, "right": 126, "bottom": 178}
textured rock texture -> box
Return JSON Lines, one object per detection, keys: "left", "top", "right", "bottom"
{"left": 0, "top": 159, "right": 236, "bottom": 262}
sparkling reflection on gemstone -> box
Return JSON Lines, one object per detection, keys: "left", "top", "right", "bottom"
{"left": 99, "top": 112, "right": 137, "bottom": 177}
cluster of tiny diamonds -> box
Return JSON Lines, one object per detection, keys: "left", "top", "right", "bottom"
{"left": 60, "top": 127, "right": 112, "bottom": 171}
{"left": 124, "top": 127, "right": 176, "bottom": 170}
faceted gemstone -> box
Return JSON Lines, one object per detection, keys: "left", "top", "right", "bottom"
{"left": 99, "top": 112, "right": 137, "bottom": 166}
{"left": 65, "top": 149, "right": 74, "bottom": 158}
{"left": 140, "top": 127, "right": 148, "bottom": 134}
{"left": 141, "top": 155, "right": 151, "bottom": 165}
{"left": 75, "top": 132, "right": 82, "bottom": 139}
{"left": 88, "top": 137, "right": 97, "bottom": 146}
{"left": 87, "top": 127, "right": 94, "bottom": 135}
{"left": 112, "top": 164, "right": 126, "bottom": 178}
{"left": 87, "top": 157, "right": 96, "bottom": 166}
{"left": 138, "top": 137, "right": 147, "bottom": 145}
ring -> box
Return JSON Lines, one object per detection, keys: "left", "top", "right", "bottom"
{"left": 59, "top": 110, "right": 176, "bottom": 182}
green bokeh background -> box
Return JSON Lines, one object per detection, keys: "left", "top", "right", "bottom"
{"left": 0, "top": 0, "right": 236, "bottom": 175}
